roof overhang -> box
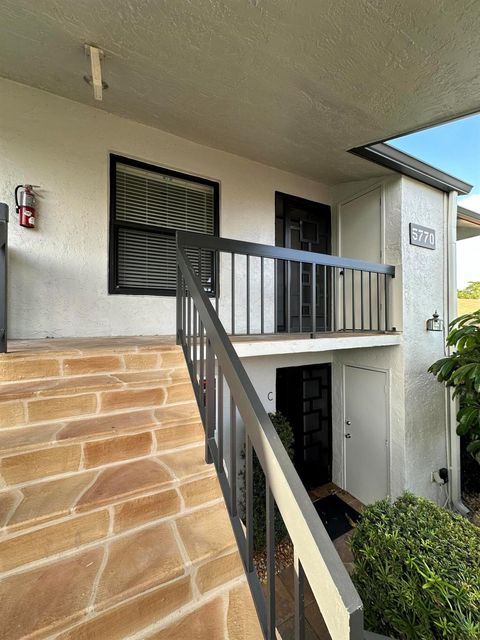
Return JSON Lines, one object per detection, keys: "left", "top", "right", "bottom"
{"left": 350, "top": 143, "right": 473, "bottom": 195}
{"left": 457, "top": 205, "right": 480, "bottom": 240}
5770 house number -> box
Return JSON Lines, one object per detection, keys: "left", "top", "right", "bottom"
{"left": 409, "top": 223, "right": 436, "bottom": 250}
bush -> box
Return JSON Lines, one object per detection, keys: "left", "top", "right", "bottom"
{"left": 350, "top": 493, "right": 480, "bottom": 639}
{"left": 428, "top": 310, "right": 480, "bottom": 459}
{"left": 240, "top": 412, "right": 294, "bottom": 552}
{"left": 458, "top": 281, "right": 480, "bottom": 299}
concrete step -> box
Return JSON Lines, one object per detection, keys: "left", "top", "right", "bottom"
{"left": 0, "top": 345, "right": 185, "bottom": 382}
{"left": 0, "top": 401, "right": 201, "bottom": 456}
{"left": 0, "top": 377, "right": 195, "bottom": 429}
{"left": 0, "top": 417, "right": 205, "bottom": 487}
{"left": 0, "top": 368, "right": 189, "bottom": 402}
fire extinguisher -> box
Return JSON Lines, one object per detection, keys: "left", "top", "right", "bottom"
{"left": 15, "top": 185, "right": 39, "bottom": 228}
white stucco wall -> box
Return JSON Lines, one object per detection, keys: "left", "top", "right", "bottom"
{"left": 400, "top": 178, "right": 450, "bottom": 502}
{"left": 0, "top": 78, "right": 330, "bottom": 338}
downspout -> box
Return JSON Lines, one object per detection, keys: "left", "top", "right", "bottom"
{"left": 444, "top": 190, "right": 469, "bottom": 515}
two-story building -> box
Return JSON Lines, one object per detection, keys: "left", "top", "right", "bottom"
{"left": 1, "top": 2, "right": 480, "bottom": 639}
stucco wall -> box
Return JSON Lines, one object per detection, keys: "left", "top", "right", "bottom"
{"left": 0, "top": 78, "right": 330, "bottom": 338}
{"left": 400, "top": 178, "right": 449, "bottom": 502}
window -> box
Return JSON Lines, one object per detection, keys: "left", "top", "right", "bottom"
{"left": 109, "top": 155, "right": 219, "bottom": 296}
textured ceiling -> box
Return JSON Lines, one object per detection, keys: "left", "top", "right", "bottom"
{"left": 1, "top": 0, "right": 480, "bottom": 184}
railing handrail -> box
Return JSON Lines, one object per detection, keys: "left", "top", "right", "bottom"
{"left": 177, "top": 230, "right": 395, "bottom": 276}
{"left": 177, "top": 234, "right": 364, "bottom": 640}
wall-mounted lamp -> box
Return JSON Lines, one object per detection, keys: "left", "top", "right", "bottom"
{"left": 426, "top": 311, "right": 443, "bottom": 332}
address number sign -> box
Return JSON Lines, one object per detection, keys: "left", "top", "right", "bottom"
{"left": 409, "top": 223, "right": 435, "bottom": 250}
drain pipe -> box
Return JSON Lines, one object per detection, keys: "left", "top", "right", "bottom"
{"left": 444, "top": 190, "right": 469, "bottom": 515}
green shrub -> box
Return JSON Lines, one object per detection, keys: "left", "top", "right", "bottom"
{"left": 428, "top": 309, "right": 480, "bottom": 459}
{"left": 350, "top": 493, "right": 480, "bottom": 639}
{"left": 240, "top": 411, "right": 294, "bottom": 552}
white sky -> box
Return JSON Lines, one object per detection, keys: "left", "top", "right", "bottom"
{"left": 458, "top": 194, "right": 480, "bottom": 290}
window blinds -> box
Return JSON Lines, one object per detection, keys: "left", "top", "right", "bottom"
{"left": 113, "top": 161, "right": 216, "bottom": 293}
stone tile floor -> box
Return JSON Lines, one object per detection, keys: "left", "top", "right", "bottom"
{"left": 269, "top": 482, "right": 364, "bottom": 640}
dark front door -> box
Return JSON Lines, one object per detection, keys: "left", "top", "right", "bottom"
{"left": 275, "top": 192, "right": 331, "bottom": 333}
{"left": 276, "top": 363, "right": 332, "bottom": 489}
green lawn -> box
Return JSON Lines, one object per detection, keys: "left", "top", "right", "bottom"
{"left": 458, "top": 298, "right": 480, "bottom": 315}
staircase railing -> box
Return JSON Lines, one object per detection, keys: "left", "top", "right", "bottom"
{"left": 177, "top": 230, "right": 373, "bottom": 640}
{"left": 0, "top": 203, "right": 8, "bottom": 353}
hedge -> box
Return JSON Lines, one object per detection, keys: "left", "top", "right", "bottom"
{"left": 350, "top": 493, "right": 480, "bottom": 639}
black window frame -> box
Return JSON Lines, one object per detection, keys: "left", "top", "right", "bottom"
{"left": 108, "top": 153, "right": 220, "bottom": 297}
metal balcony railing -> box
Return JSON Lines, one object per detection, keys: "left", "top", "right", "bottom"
{"left": 177, "top": 232, "right": 395, "bottom": 338}
{"left": 176, "top": 231, "right": 394, "bottom": 640}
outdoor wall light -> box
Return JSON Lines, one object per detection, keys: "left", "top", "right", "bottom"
{"left": 426, "top": 311, "right": 443, "bottom": 332}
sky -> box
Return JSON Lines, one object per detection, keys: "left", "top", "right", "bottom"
{"left": 388, "top": 114, "right": 480, "bottom": 289}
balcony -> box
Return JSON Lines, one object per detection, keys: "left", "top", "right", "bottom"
{"left": 176, "top": 232, "right": 397, "bottom": 361}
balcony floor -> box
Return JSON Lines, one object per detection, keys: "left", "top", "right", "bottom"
{"left": 5, "top": 331, "right": 401, "bottom": 359}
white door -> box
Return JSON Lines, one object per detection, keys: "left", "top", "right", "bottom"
{"left": 339, "top": 188, "right": 383, "bottom": 331}
{"left": 339, "top": 187, "right": 382, "bottom": 264}
{"left": 344, "top": 365, "right": 389, "bottom": 504}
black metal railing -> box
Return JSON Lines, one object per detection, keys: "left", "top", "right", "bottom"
{"left": 177, "top": 230, "right": 381, "bottom": 640}
{"left": 177, "top": 232, "right": 395, "bottom": 338}
{"left": 0, "top": 203, "right": 8, "bottom": 353}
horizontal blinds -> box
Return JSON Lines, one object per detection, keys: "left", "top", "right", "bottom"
{"left": 115, "top": 163, "right": 215, "bottom": 233}
{"left": 114, "top": 161, "right": 216, "bottom": 292}
{"left": 117, "top": 228, "right": 176, "bottom": 290}
{"left": 117, "top": 228, "right": 214, "bottom": 291}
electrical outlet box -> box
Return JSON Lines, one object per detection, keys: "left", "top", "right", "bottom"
{"left": 431, "top": 470, "right": 445, "bottom": 485}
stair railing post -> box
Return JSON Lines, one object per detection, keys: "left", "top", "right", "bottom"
{"left": 0, "top": 203, "right": 8, "bottom": 354}
{"left": 176, "top": 249, "right": 183, "bottom": 345}
{"left": 205, "top": 337, "right": 215, "bottom": 464}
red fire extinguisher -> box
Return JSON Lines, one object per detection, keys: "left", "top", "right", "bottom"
{"left": 15, "top": 185, "right": 39, "bottom": 228}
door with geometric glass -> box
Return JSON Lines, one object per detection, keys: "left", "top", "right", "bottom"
{"left": 275, "top": 192, "right": 331, "bottom": 333}
{"left": 276, "top": 363, "right": 332, "bottom": 489}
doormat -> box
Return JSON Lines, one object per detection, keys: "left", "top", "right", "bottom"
{"left": 312, "top": 494, "right": 360, "bottom": 540}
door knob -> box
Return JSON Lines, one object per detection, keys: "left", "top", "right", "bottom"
{"left": 345, "top": 433, "right": 351, "bottom": 439}
{"left": 345, "top": 420, "right": 351, "bottom": 425}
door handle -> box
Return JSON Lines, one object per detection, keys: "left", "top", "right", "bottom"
{"left": 345, "top": 420, "right": 351, "bottom": 425}
{"left": 345, "top": 433, "right": 351, "bottom": 439}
